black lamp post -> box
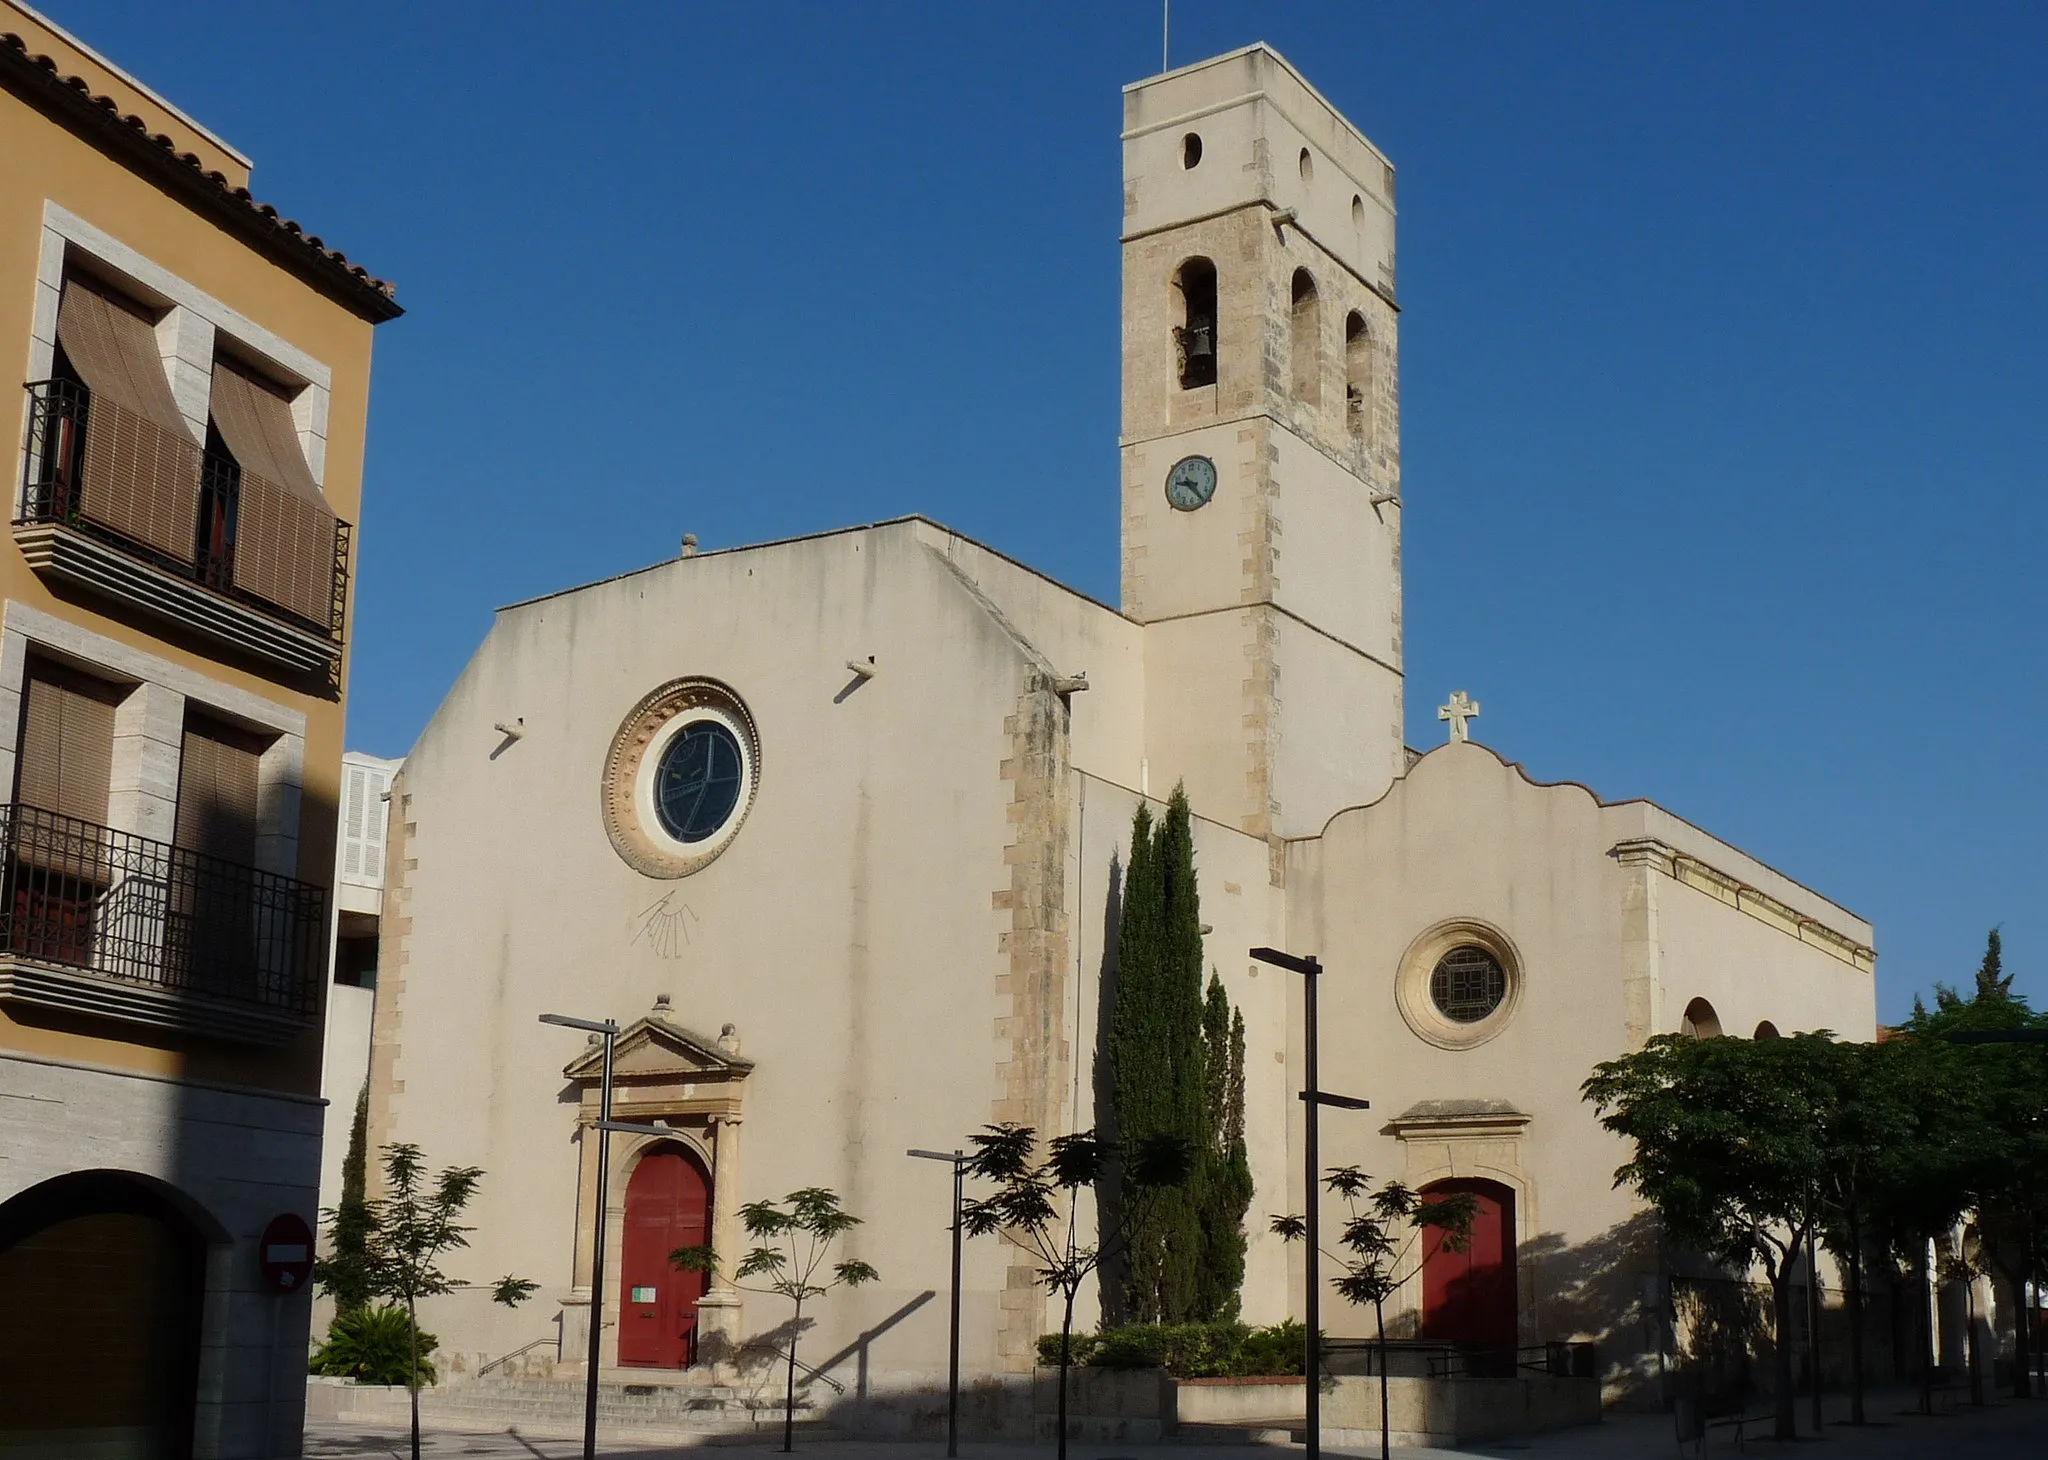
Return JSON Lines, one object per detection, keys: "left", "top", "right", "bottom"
{"left": 1250, "top": 947, "right": 1371, "bottom": 1460}
{"left": 540, "top": 1014, "right": 685, "bottom": 1460}
{"left": 908, "top": 1148, "right": 969, "bottom": 1457}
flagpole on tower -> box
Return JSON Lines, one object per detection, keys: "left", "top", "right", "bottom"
{"left": 1163, "top": 0, "right": 1170, "bottom": 72}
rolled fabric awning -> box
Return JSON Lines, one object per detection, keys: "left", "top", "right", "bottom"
{"left": 54, "top": 276, "right": 202, "bottom": 562}
{"left": 209, "top": 358, "right": 339, "bottom": 629}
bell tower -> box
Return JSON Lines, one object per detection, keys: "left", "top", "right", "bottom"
{"left": 1120, "top": 45, "right": 1406, "bottom": 856}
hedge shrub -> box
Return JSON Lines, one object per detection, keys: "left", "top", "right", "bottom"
{"left": 1036, "top": 1320, "right": 1305, "bottom": 1377}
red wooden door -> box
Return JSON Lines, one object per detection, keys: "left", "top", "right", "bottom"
{"left": 1419, "top": 1179, "right": 1517, "bottom": 1356}
{"left": 618, "top": 1147, "right": 710, "bottom": 1368}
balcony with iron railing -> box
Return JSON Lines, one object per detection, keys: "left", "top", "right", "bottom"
{"left": 0, "top": 802, "right": 326, "bottom": 1043}
{"left": 15, "top": 379, "right": 350, "bottom": 677}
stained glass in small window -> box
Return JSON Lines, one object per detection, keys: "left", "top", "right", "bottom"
{"left": 1429, "top": 945, "right": 1506, "bottom": 1024}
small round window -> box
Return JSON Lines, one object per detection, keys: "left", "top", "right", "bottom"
{"left": 1430, "top": 946, "right": 1507, "bottom": 1023}
{"left": 655, "top": 721, "right": 744, "bottom": 843}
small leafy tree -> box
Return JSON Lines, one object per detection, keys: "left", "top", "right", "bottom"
{"left": 1272, "top": 1170, "right": 1476, "bottom": 1460}
{"left": 959, "top": 1124, "right": 1191, "bottom": 1460}
{"left": 1583, "top": 1033, "right": 1836, "bottom": 1441}
{"left": 356, "top": 1143, "right": 535, "bottom": 1460}
{"left": 671, "top": 1188, "right": 877, "bottom": 1453}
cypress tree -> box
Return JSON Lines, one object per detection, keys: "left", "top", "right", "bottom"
{"left": 1195, "top": 973, "right": 1253, "bottom": 1319}
{"left": 1975, "top": 928, "right": 2011, "bottom": 999}
{"left": 316, "top": 1081, "right": 376, "bottom": 1313}
{"left": 1107, "top": 786, "right": 1211, "bottom": 1321}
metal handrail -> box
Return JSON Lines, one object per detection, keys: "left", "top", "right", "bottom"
{"left": 0, "top": 801, "right": 325, "bottom": 1020}
{"left": 475, "top": 1335, "right": 558, "bottom": 1378}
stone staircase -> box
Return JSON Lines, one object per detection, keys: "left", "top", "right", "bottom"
{"left": 312, "top": 1371, "right": 849, "bottom": 1444}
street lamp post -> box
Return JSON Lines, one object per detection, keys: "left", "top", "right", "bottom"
{"left": 1250, "top": 947, "right": 1371, "bottom": 1460}
{"left": 908, "top": 1148, "right": 969, "bottom": 1457}
{"left": 542, "top": 1012, "right": 681, "bottom": 1460}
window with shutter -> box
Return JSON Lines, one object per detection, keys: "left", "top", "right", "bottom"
{"left": 53, "top": 276, "right": 203, "bottom": 563}
{"left": 173, "top": 716, "right": 266, "bottom": 867}
{"left": 207, "top": 358, "right": 338, "bottom": 629}
{"left": 342, "top": 765, "right": 366, "bottom": 877}
{"left": 15, "top": 661, "right": 120, "bottom": 824}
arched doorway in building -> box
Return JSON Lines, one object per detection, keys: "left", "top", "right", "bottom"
{"left": 1419, "top": 1178, "right": 1518, "bottom": 1361}
{"left": 0, "top": 1170, "right": 209, "bottom": 1460}
{"left": 618, "top": 1143, "right": 711, "bottom": 1368}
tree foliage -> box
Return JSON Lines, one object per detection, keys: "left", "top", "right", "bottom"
{"left": 309, "top": 1304, "right": 438, "bottom": 1386}
{"left": 1272, "top": 1169, "right": 1476, "bottom": 1460}
{"left": 961, "top": 1123, "right": 1190, "bottom": 1460}
{"left": 671, "top": 1187, "right": 876, "bottom": 1452}
{"left": 1196, "top": 974, "right": 1254, "bottom": 1320}
{"left": 1583, "top": 1033, "right": 1835, "bottom": 1440}
{"left": 1108, "top": 787, "right": 1248, "bottom": 1324}
{"left": 315, "top": 1082, "right": 376, "bottom": 1314}
{"left": 1108, "top": 791, "right": 1209, "bottom": 1321}
{"left": 310, "top": 1143, "right": 532, "bottom": 1460}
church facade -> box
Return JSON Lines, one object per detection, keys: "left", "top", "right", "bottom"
{"left": 364, "top": 45, "right": 1875, "bottom": 1407}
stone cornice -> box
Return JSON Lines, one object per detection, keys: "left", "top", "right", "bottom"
{"left": 1610, "top": 837, "right": 1876, "bottom": 974}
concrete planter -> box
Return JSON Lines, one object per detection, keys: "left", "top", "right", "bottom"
{"left": 1325, "top": 1373, "right": 1600, "bottom": 1448}
{"left": 1172, "top": 1375, "right": 1307, "bottom": 1425}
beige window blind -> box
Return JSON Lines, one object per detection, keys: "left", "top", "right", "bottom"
{"left": 54, "top": 275, "right": 202, "bottom": 563}
{"left": 174, "top": 716, "right": 266, "bottom": 867}
{"left": 208, "top": 358, "right": 339, "bottom": 628}
{"left": 15, "top": 662, "right": 120, "bottom": 825}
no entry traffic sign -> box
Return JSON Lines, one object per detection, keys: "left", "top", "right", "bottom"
{"left": 258, "top": 1212, "right": 315, "bottom": 1293}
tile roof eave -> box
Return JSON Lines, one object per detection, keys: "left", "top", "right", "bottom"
{"left": 0, "top": 30, "right": 403, "bottom": 324}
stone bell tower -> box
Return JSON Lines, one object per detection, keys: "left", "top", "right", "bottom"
{"left": 1119, "top": 44, "right": 1407, "bottom": 860}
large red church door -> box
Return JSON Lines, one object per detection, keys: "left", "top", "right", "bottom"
{"left": 1419, "top": 1179, "right": 1517, "bottom": 1360}
{"left": 618, "top": 1146, "right": 711, "bottom": 1368}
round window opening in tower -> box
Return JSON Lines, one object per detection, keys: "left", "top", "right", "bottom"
{"left": 1182, "top": 133, "right": 1203, "bottom": 169}
{"left": 1429, "top": 946, "right": 1507, "bottom": 1024}
{"left": 1299, "top": 147, "right": 1314, "bottom": 183}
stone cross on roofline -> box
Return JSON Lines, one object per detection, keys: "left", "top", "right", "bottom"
{"left": 1439, "top": 690, "right": 1480, "bottom": 744}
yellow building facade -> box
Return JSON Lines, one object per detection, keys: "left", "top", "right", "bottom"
{"left": 0, "top": 4, "right": 397, "bottom": 1456}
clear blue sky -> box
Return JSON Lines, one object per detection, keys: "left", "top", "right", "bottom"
{"left": 49, "top": 2, "right": 2044, "bottom": 1019}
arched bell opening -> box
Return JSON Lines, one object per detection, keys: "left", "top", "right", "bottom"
{"left": 1289, "top": 269, "right": 1321, "bottom": 408}
{"left": 1173, "top": 257, "right": 1218, "bottom": 389}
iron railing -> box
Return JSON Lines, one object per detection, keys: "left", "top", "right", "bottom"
{"left": 18, "top": 379, "right": 350, "bottom": 650}
{"left": 0, "top": 802, "right": 325, "bottom": 1021}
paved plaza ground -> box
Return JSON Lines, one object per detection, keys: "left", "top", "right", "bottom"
{"left": 306, "top": 1390, "right": 2048, "bottom": 1460}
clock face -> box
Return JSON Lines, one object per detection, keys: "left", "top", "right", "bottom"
{"left": 1165, "top": 455, "right": 1217, "bottom": 511}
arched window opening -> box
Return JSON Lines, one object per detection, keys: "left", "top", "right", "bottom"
{"left": 1182, "top": 132, "right": 1203, "bottom": 169}
{"left": 1754, "top": 1020, "right": 1781, "bottom": 1040}
{"left": 1344, "top": 311, "right": 1370, "bottom": 437}
{"left": 1289, "top": 269, "right": 1320, "bottom": 407}
{"left": 1173, "top": 258, "right": 1218, "bottom": 390}
{"left": 1681, "top": 998, "right": 1722, "bottom": 1038}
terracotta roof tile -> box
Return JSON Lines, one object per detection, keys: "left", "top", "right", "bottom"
{"left": 1, "top": 30, "right": 400, "bottom": 320}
